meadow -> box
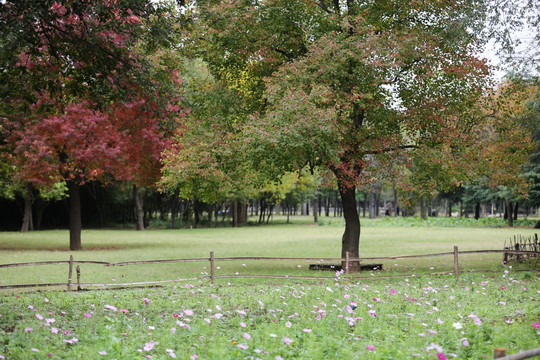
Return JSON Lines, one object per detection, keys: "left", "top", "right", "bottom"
{"left": 0, "top": 217, "right": 539, "bottom": 359}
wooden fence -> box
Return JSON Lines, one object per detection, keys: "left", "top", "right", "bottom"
{"left": 0, "top": 246, "right": 538, "bottom": 291}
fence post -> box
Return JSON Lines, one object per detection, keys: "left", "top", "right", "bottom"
{"left": 68, "top": 255, "right": 73, "bottom": 292}
{"left": 76, "top": 265, "right": 81, "bottom": 291}
{"left": 493, "top": 347, "right": 506, "bottom": 358}
{"left": 345, "top": 251, "right": 350, "bottom": 277}
{"left": 210, "top": 251, "right": 215, "bottom": 285}
{"left": 453, "top": 246, "right": 459, "bottom": 279}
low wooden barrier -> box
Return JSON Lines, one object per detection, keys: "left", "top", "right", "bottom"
{"left": 0, "top": 247, "right": 538, "bottom": 291}
{"left": 494, "top": 346, "right": 540, "bottom": 360}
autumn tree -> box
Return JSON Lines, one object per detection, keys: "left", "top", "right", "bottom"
{"left": 176, "top": 0, "right": 493, "bottom": 269}
{"left": 0, "top": 0, "right": 183, "bottom": 249}
{"left": 477, "top": 78, "right": 539, "bottom": 226}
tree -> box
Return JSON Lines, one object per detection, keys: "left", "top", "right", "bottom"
{"left": 172, "top": 1, "right": 505, "bottom": 268}
{"left": 476, "top": 79, "right": 537, "bottom": 226}
{"left": 0, "top": 0, "right": 182, "bottom": 249}
{"left": 247, "top": 2, "right": 491, "bottom": 269}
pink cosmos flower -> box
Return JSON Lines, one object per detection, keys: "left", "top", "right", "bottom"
{"left": 51, "top": 327, "right": 58, "bottom": 334}
{"left": 303, "top": 329, "right": 312, "bottom": 333}
{"left": 84, "top": 313, "right": 91, "bottom": 318}
{"left": 119, "top": 309, "right": 128, "bottom": 313}
{"left": 237, "top": 344, "right": 248, "bottom": 350}
{"left": 98, "top": 351, "right": 107, "bottom": 355}
{"left": 437, "top": 353, "right": 447, "bottom": 360}
{"left": 166, "top": 349, "right": 176, "bottom": 358}
{"left": 283, "top": 337, "right": 293, "bottom": 345}
{"left": 240, "top": 322, "right": 246, "bottom": 328}
{"left": 143, "top": 341, "right": 157, "bottom": 351}
{"left": 390, "top": 289, "right": 396, "bottom": 294}
{"left": 184, "top": 309, "right": 193, "bottom": 316}
{"left": 25, "top": 328, "right": 33, "bottom": 332}
{"left": 532, "top": 323, "right": 540, "bottom": 329}
{"left": 243, "top": 332, "right": 251, "bottom": 340}
{"left": 366, "top": 345, "right": 375, "bottom": 351}
{"left": 500, "top": 286, "right": 506, "bottom": 290}
{"left": 36, "top": 314, "right": 44, "bottom": 320}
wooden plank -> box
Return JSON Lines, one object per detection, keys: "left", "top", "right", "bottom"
{"left": 0, "top": 261, "right": 70, "bottom": 268}
{"left": 494, "top": 347, "right": 540, "bottom": 360}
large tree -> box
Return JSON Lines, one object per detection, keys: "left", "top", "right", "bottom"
{"left": 0, "top": 0, "right": 182, "bottom": 249}
{"left": 177, "top": 0, "right": 494, "bottom": 269}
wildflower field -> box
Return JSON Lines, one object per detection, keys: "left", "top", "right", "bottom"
{"left": 1, "top": 269, "right": 539, "bottom": 359}
{"left": 1, "top": 221, "right": 539, "bottom": 359}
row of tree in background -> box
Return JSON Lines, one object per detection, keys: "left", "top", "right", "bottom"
{"left": 1, "top": 1, "right": 539, "bottom": 269}
{"left": 2, "top": 167, "right": 540, "bottom": 233}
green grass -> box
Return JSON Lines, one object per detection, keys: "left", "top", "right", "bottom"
{"left": 0, "top": 216, "right": 538, "bottom": 287}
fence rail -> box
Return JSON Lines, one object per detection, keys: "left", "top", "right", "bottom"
{"left": 1, "top": 247, "right": 538, "bottom": 291}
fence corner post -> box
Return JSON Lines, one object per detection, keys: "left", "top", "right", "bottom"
{"left": 493, "top": 347, "right": 506, "bottom": 358}
{"left": 68, "top": 255, "right": 73, "bottom": 292}
{"left": 453, "top": 246, "right": 459, "bottom": 279}
{"left": 210, "top": 251, "right": 215, "bottom": 285}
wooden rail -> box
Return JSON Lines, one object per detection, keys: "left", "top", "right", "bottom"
{"left": 1, "top": 247, "right": 538, "bottom": 291}
{"left": 494, "top": 347, "right": 540, "bottom": 360}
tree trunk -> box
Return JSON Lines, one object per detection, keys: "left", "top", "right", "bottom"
{"left": 506, "top": 200, "right": 513, "bottom": 227}
{"left": 420, "top": 198, "right": 427, "bottom": 220}
{"left": 313, "top": 194, "right": 319, "bottom": 223}
{"left": 21, "top": 183, "right": 33, "bottom": 232}
{"left": 325, "top": 196, "right": 330, "bottom": 217}
{"left": 513, "top": 202, "right": 519, "bottom": 221}
{"left": 208, "top": 204, "right": 213, "bottom": 228}
{"left": 133, "top": 185, "right": 145, "bottom": 230}
{"left": 393, "top": 186, "right": 398, "bottom": 217}
{"left": 339, "top": 183, "right": 360, "bottom": 271}
{"left": 193, "top": 200, "right": 200, "bottom": 228}
{"left": 266, "top": 204, "right": 273, "bottom": 223}
{"left": 375, "top": 191, "right": 381, "bottom": 216}
{"left": 368, "top": 191, "right": 376, "bottom": 219}
{"left": 474, "top": 202, "right": 480, "bottom": 220}
{"left": 68, "top": 181, "right": 82, "bottom": 251}
{"left": 333, "top": 191, "right": 338, "bottom": 217}
{"left": 232, "top": 200, "right": 238, "bottom": 227}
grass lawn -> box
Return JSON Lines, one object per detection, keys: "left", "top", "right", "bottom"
{"left": 0, "top": 217, "right": 538, "bottom": 287}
